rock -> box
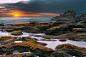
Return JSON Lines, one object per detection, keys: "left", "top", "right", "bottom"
{"left": 59, "top": 39, "right": 67, "bottom": 42}
{"left": 0, "top": 29, "right": 3, "bottom": 31}
{"left": 0, "top": 24, "right": 4, "bottom": 26}
{"left": 55, "top": 44, "right": 86, "bottom": 57}
{"left": 26, "top": 29, "right": 39, "bottom": 33}
{"left": 3, "top": 52, "right": 35, "bottom": 57}
{"left": 50, "top": 51, "right": 72, "bottom": 57}
{"left": 41, "top": 39, "right": 57, "bottom": 41}
{"left": 0, "top": 26, "right": 5, "bottom": 29}
{"left": 37, "top": 42, "right": 47, "bottom": 46}
{"left": 33, "top": 38, "right": 38, "bottom": 41}
{"left": 81, "top": 14, "right": 86, "bottom": 17}
{"left": 5, "top": 29, "right": 14, "bottom": 32}
{"left": 22, "top": 53, "right": 35, "bottom": 57}
{"left": 11, "top": 31, "right": 23, "bottom": 35}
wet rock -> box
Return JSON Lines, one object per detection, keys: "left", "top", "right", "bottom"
{"left": 37, "top": 42, "right": 47, "bottom": 46}
{"left": 26, "top": 29, "right": 39, "bottom": 33}
{"left": 2, "top": 52, "right": 35, "bottom": 57}
{"left": 11, "top": 31, "right": 23, "bottom": 35}
{"left": 55, "top": 44, "right": 86, "bottom": 57}
{"left": 0, "top": 24, "right": 4, "bottom": 26}
{"left": 0, "top": 26, "right": 5, "bottom": 29}
{"left": 50, "top": 51, "right": 72, "bottom": 57}
{"left": 59, "top": 39, "right": 67, "bottom": 42}
{"left": 0, "top": 29, "right": 3, "bottom": 31}
{"left": 5, "top": 29, "right": 14, "bottom": 32}
{"left": 33, "top": 38, "right": 38, "bottom": 41}
{"left": 41, "top": 39, "right": 57, "bottom": 41}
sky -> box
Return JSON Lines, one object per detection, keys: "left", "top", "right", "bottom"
{"left": 0, "top": 0, "right": 30, "bottom": 3}
{"left": 0, "top": 0, "right": 86, "bottom": 17}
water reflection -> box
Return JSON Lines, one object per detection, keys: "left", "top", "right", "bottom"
{"left": 0, "top": 31, "right": 86, "bottom": 50}
{"left": 13, "top": 50, "right": 19, "bottom": 54}
{"left": 38, "top": 39, "right": 86, "bottom": 50}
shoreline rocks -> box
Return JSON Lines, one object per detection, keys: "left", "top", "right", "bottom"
{"left": 0, "top": 52, "right": 35, "bottom": 57}
{"left": 55, "top": 44, "right": 86, "bottom": 57}
{"left": 59, "top": 39, "right": 67, "bottom": 42}
{"left": 0, "top": 16, "right": 86, "bottom": 57}
{"left": 11, "top": 31, "right": 23, "bottom": 35}
{"left": 5, "top": 29, "right": 14, "bottom": 32}
{"left": 40, "top": 39, "right": 57, "bottom": 41}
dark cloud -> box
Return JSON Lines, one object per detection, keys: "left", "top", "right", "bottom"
{"left": 1, "top": 0, "right": 86, "bottom": 16}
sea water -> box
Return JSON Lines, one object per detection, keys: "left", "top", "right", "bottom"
{"left": 0, "top": 17, "right": 51, "bottom": 24}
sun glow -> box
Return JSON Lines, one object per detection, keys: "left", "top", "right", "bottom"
{"left": 14, "top": 14, "right": 19, "bottom": 16}
{"left": 0, "top": 6, "right": 5, "bottom": 8}
{"left": 1, "top": 12, "right": 59, "bottom": 17}
{"left": 13, "top": 12, "right": 41, "bottom": 17}
{"left": 14, "top": 13, "right": 20, "bottom": 17}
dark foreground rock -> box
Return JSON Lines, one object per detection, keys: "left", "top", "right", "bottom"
{"left": 0, "top": 52, "right": 35, "bottom": 57}
{"left": 59, "top": 39, "right": 67, "bottom": 42}
{"left": 11, "top": 31, "right": 23, "bottom": 35}
{"left": 55, "top": 44, "right": 86, "bottom": 57}
{"left": 50, "top": 50, "right": 72, "bottom": 57}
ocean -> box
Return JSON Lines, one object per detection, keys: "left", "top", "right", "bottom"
{"left": 0, "top": 17, "right": 52, "bottom": 24}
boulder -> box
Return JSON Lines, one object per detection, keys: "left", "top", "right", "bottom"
{"left": 59, "top": 39, "right": 67, "bottom": 42}
{"left": 5, "top": 29, "right": 14, "bottom": 32}
{"left": 55, "top": 44, "right": 86, "bottom": 57}
{"left": 41, "top": 39, "right": 57, "bottom": 41}
{"left": 50, "top": 51, "right": 72, "bottom": 57}
{"left": 11, "top": 31, "right": 23, "bottom": 35}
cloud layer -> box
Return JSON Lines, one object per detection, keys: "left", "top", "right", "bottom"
{"left": 0, "top": 0, "right": 86, "bottom": 17}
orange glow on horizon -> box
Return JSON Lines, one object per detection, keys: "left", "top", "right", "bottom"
{"left": 1, "top": 11, "right": 59, "bottom": 17}
{"left": 14, "top": 13, "right": 20, "bottom": 17}
{"left": 37, "top": 13, "right": 60, "bottom": 16}
{"left": 0, "top": 6, "right": 5, "bottom": 8}
{"left": 13, "top": 12, "right": 41, "bottom": 17}
{"left": 19, "top": 14, "right": 41, "bottom": 16}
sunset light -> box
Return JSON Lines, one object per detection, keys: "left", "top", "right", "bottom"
{"left": 14, "top": 14, "right": 19, "bottom": 17}
{"left": 13, "top": 12, "right": 41, "bottom": 17}
{"left": 14, "top": 13, "right": 20, "bottom": 17}
{"left": 0, "top": 6, "right": 5, "bottom": 8}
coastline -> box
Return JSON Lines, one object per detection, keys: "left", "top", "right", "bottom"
{"left": 0, "top": 14, "right": 86, "bottom": 57}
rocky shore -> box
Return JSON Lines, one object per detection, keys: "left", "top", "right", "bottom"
{"left": 0, "top": 19, "right": 86, "bottom": 42}
{"left": 0, "top": 20, "right": 86, "bottom": 57}
{"left": 0, "top": 10, "right": 86, "bottom": 57}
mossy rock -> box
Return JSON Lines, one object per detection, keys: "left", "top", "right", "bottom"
{"left": 5, "top": 29, "right": 14, "bottom": 32}
{"left": 51, "top": 51, "right": 71, "bottom": 57}
{"left": 11, "top": 31, "right": 23, "bottom": 35}
{"left": 3, "top": 53, "right": 35, "bottom": 57}
{"left": 0, "top": 36, "right": 17, "bottom": 41}
{"left": 55, "top": 44, "right": 86, "bottom": 56}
